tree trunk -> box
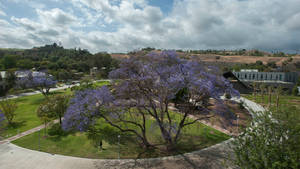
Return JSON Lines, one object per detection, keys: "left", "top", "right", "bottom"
{"left": 157, "top": 122, "right": 174, "bottom": 149}
{"left": 59, "top": 115, "right": 62, "bottom": 124}
{"left": 44, "top": 122, "right": 47, "bottom": 136}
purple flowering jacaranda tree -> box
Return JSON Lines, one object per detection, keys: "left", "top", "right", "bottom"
{"left": 63, "top": 50, "right": 239, "bottom": 150}
{"left": 16, "top": 71, "right": 57, "bottom": 96}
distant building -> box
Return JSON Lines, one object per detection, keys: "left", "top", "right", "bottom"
{"left": 0, "top": 71, "right": 48, "bottom": 79}
{"left": 232, "top": 69, "right": 298, "bottom": 90}
{"left": 233, "top": 70, "right": 298, "bottom": 84}
{"left": 90, "top": 67, "right": 99, "bottom": 77}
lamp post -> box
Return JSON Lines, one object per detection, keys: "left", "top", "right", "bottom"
{"left": 38, "top": 129, "right": 40, "bottom": 151}
{"left": 237, "top": 115, "right": 239, "bottom": 135}
{"left": 118, "top": 135, "right": 120, "bottom": 159}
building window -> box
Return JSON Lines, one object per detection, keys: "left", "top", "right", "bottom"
{"left": 261, "top": 74, "right": 263, "bottom": 79}
{"left": 279, "top": 75, "right": 282, "bottom": 80}
{"left": 245, "top": 74, "right": 247, "bottom": 79}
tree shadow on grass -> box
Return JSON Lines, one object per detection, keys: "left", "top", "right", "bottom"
{"left": 4, "top": 121, "right": 27, "bottom": 129}
{"left": 86, "top": 126, "right": 135, "bottom": 147}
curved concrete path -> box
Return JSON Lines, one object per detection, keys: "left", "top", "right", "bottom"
{"left": 0, "top": 97, "right": 264, "bottom": 169}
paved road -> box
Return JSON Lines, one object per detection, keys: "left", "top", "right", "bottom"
{"left": 0, "top": 97, "right": 263, "bottom": 169}
{"left": 0, "top": 80, "right": 111, "bottom": 100}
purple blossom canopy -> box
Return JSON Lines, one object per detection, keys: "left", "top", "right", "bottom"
{"left": 62, "top": 86, "right": 113, "bottom": 131}
{"left": 16, "top": 71, "right": 57, "bottom": 95}
{"left": 63, "top": 50, "right": 240, "bottom": 136}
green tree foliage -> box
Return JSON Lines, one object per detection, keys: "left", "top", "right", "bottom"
{"left": 0, "top": 43, "right": 119, "bottom": 80}
{"left": 46, "top": 95, "right": 69, "bottom": 124}
{"left": 292, "top": 86, "right": 299, "bottom": 96}
{"left": 0, "top": 99, "right": 17, "bottom": 125}
{"left": 70, "top": 79, "right": 94, "bottom": 91}
{"left": 2, "top": 55, "right": 17, "bottom": 69}
{"left": 273, "top": 52, "right": 286, "bottom": 57}
{"left": 17, "top": 59, "right": 33, "bottom": 69}
{"left": 37, "top": 100, "right": 56, "bottom": 136}
{"left": 250, "top": 50, "right": 264, "bottom": 56}
{"left": 231, "top": 61, "right": 270, "bottom": 72}
{"left": 232, "top": 109, "right": 300, "bottom": 169}
{"left": 6, "top": 70, "right": 16, "bottom": 88}
{"left": 267, "top": 61, "right": 277, "bottom": 68}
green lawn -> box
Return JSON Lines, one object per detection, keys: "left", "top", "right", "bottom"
{"left": 12, "top": 118, "right": 230, "bottom": 159}
{"left": 0, "top": 81, "right": 110, "bottom": 138}
{"left": 242, "top": 94, "right": 300, "bottom": 109}
{"left": 0, "top": 90, "right": 69, "bottom": 138}
{"left": 93, "top": 80, "right": 111, "bottom": 87}
{"left": 5, "top": 79, "right": 230, "bottom": 159}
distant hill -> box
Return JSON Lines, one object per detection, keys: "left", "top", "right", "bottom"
{"left": 0, "top": 43, "right": 119, "bottom": 80}
{"left": 111, "top": 49, "right": 300, "bottom": 72}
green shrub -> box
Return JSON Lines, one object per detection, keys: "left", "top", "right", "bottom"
{"left": 48, "top": 123, "right": 69, "bottom": 136}
{"left": 232, "top": 109, "right": 300, "bottom": 169}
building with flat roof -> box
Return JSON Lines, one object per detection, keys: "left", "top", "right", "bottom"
{"left": 232, "top": 70, "right": 298, "bottom": 91}
{"left": 233, "top": 71, "right": 298, "bottom": 84}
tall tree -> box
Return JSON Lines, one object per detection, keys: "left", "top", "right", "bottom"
{"left": 37, "top": 101, "right": 56, "bottom": 136}
{"left": 16, "top": 71, "right": 57, "bottom": 96}
{"left": 2, "top": 55, "right": 17, "bottom": 69}
{"left": 47, "top": 95, "right": 69, "bottom": 124}
{"left": 259, "top": 84, "right": 266, "bottom": 104}
{"left": 62, "top": 51, "right": 239, "bottom": 150}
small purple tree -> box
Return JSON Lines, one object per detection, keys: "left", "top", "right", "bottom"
{"left": 63, "top": 51, "right": 239, "bottom": 150}
{"left": 16, "top": 71, "right": 57, "bottom": 96}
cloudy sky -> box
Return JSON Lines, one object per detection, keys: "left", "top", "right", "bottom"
{"left": 0, "top": 0, "right": 300, "bottom": 53}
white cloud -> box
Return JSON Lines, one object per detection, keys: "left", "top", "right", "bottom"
{"left": 1, "top": 0, "right": 300, "bottom": 53}
{"left": 36, "top": 8, "right": 78, "bottom": 27}
{"left": 0, "top": 10, "right": 6, "bottom": 16}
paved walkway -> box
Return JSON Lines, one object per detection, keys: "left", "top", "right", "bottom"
{"left": 0, "top": 97, "right": 264, "bottom": 169}
{"left": 0, "top": 120, "right": 59, "bottom": 145}
{"left": 0, "top": 138, "right": 236, "bottom": 169}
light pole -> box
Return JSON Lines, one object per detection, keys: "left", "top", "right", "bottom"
{"left": 118, "top": 135, "right": 120, "bottom": 159}
{"left": 38, "top": 129, "right": 40, "bottom": 151}
{"left": 237, "top": 115, "right": 239, "bottom": 135}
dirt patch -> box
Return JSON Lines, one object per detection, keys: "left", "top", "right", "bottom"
{"left": 192, "top": 54, "right": 300, "bottom": 66}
